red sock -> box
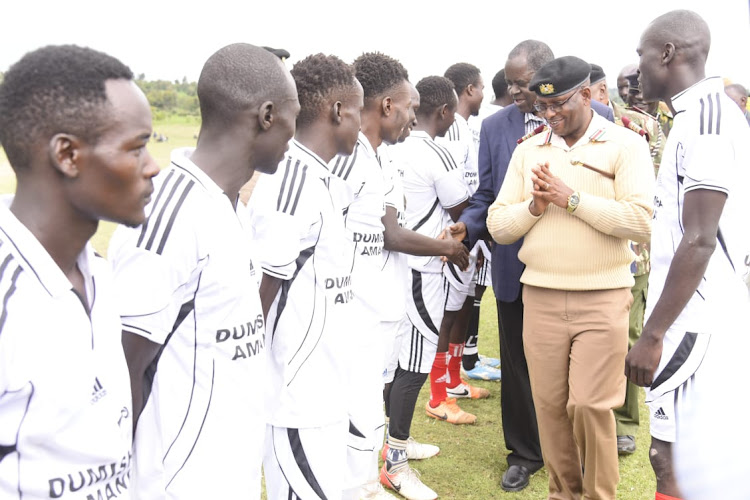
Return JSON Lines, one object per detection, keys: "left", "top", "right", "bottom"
{"left": 429, "top": 351, "right": 448, "bottom": 407}
{"left": 446, "top": 343, "right": 464, "bottom": 389}
{"left": 655, "top": 493, "right": 682, "bottom": 500}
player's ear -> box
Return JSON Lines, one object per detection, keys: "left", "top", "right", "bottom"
{"left": 331, "top": 101, "right": 343, "bottom": 124}
{"left": 382, "top": 96, "right": 392, "bottom": 117}
{"left": 440, "top": 103, "right": 450, "bottom": 120}
{"left": 662, "top": 42, "right": 675, "bottom": 65}
{"left": 258, "top": 101, "right": 275, "bottom": 131}
{"left": 49, "top": 133, "right": 82, "bottom": 178}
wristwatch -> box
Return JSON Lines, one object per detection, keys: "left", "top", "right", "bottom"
{"left": 567, "top": 192, "right": 580, "bottom": 213}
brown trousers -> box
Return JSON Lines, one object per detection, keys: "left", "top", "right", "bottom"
{"left": 522, "top": 285, "right": 631, "bottom": 500}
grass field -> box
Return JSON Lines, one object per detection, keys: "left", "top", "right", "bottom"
{"left": 0, "top": 118, "right": 656, "bottom": 498}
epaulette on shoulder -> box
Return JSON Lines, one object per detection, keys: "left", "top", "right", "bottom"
{"left": 620, "top": 116, "right": 650, "bottom": 142}
{"left": 517, "top": 124, "right": 549, "bottom": 144}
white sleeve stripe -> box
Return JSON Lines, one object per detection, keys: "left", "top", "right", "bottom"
{"left": 683, "top": 183, "right": 729, "bottom": 194}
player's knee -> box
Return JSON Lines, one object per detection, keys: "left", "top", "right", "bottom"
{"left": 649, "top": 439, "right": 675, "bottom": 482}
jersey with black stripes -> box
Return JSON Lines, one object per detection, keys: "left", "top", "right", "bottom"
{"left": 247, "top": 140, "right": 354, "bottom": 428}
{"left": 329, "top": 132, "right": 387, "bottom": 316}
{"left": 108, "top": 148, "right": 267, "bottom": 498}
{"left": 437, "top": 114, "right": 480, "bottom": 196}
{"left": 646, "top": 77, "right": 750, "bottom": 334}
{"left": 392, "top": 130, "right": 469, "bottom": 273}
{"left": 0, "top": 197, "right": 132, "bottom": 500}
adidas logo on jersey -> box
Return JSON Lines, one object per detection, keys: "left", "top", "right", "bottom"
{"left": 654, "top": 407, "right": 668, "bottom": 420}
{"left": 91, "top": 377, "right": 108, "bottom": 404}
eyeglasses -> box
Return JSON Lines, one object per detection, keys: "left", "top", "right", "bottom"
{"left": 533, "top": 87, "right": 582, "bottom": 114}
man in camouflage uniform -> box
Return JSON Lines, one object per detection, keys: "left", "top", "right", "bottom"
{"left": 593, "top": 63, "right": 665, "bottom": 454}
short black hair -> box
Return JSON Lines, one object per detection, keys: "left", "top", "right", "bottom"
{"left": 492, "top": 69, "right": 508, "bottom": 99}
{"left": 415, "top": 76, "right": 456, "bottom": 116}
{"left": 291, "top": 53, "right": 357, "bottom": 128}
{"left": 197, "top": 43, "right": 291, "bottom": 129}
{"left": 444, "top": 63, "right": 481, "bottom": 95}
{"left": 352, "top": 52, "right": 409, "bottom": 102}
{"left": 508, "top": 40, "right": 555, "bottom": 73}
{"left": 0, "top": 44, "right": 133, "bottom": 170}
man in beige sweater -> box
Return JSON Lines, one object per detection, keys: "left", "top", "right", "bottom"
{"left": 486, "top": 56, "right": 653, "bottom": 499}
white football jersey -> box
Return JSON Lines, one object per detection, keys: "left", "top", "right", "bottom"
{"left": 329, "top": 133, "right": 387, "bottom": 317}
{"left": 647, "top": 77, "right": 750, "bottom": 333}
{"left": 109, "top": 149, "right": 266, "bottom": 499}
{"left": 248, "top": 140, "right": 355, "bottom": 428}
{"left": 0, "top": 197, "right": 132, "bottom": 500}
{"left": 393, "top": 130, "right": 468, "bottom": 273}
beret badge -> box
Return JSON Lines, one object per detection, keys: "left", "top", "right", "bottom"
{"left": 539, "top": 83, "right": 555, "bottom": 95}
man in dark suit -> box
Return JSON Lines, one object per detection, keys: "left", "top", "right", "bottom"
{"left": 449, "top": 40, "right": 614, "bottom": 492}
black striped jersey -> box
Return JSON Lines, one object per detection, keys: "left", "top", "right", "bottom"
{"left": 247, "top": 140, "right": 354, "bottom": 428}
{"left": 437, "top": 114, "right": 480, "bottom": 196}
{"left": 646, "top": 77, "right": 750, "bottom": 334}
{"left": 329, "top": 132, "right": 387, "bottom": 317}
{"left": 0, "top": 197, "right": 132, "bottom": 499}
{"left": 394, "top": 130, "right": 469, "bottom": 273}
{"left": 378, "top": 144, "right": 409, "bottom": 322}
{"left": 108, "top": 149, "right": 266, "bottom": 498}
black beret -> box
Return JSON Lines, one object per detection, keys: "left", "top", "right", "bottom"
{"left": 589, "top": 64, "right": 606, "bottom": 84}
{"left": 262, "top": 46, "right": 290, "bottom": 61}
{"left": 530, "top": 56, "right": 591, "bottom": 98}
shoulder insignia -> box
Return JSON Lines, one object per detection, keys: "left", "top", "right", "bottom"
{"left": 517, "top": 124, "right": 547, "bottom": 144}
{"left": 620, "top": 116, "right": 650, "bottom": 142}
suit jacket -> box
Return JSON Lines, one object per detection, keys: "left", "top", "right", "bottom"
{"left": 460, "top": 101, "right": 614, "bottom": 302}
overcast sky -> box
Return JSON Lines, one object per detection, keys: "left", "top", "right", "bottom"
{"left": 2, "top": 1, "right": 749, "bottom": 98}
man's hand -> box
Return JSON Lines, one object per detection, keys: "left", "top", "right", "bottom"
{"left": 624, "top": 330, "right": 664, "bottom": 387}
{"left": 530, "top": 162, "right": 574, "bottom": 213}
{"left": 438, "top": 228, "right": 469, "bottom": 270}
{"left": 447, "top": 221, "right": 467, "bottom": 243}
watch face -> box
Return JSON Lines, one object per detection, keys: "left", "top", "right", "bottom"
{"left": 571, "top": 193, "right": 580, "bottom": 204}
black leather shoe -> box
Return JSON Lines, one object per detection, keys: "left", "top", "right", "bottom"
{"left": 501, "top": 465, "right": 531, "bottom": 492}
{"left": 617, "top": 435, "right": 636, "bottom": 455}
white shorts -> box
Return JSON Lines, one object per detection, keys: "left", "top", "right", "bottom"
{"left": 345, "top": 310, "right": 385, "bottom": 490}
{"left": 382, "top": 319, "right": 404, "bottom": 384}
{"left": 645, "top": 329, "right": 711, "bottom": 443}
{"left": 474, "top": 241, "right": 492, "bottom": 288}
{"left": 264, "top": 420, "right": 348, "bottom": 500}
{"left": 398, "top": 270, "right": 446, "bottom": 373}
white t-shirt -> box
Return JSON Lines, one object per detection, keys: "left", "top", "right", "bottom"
{"left": 394, "top": 130, "right": 468, "bottom": 273}
{"left": 247, "top": 140, "right": 354, "bottom": 428}
{"left": 646, "top": 77, "right": 750, "bottom": 334}
{"left": 109, "top": 148, "right": 267, "bottom": 499}
{"left": 329, "top": 132, "right": 387, "bottom": 318}
{"left": 0, "top": 197, "right": 132, "bottom": 500}
{"left": 378, "top": 144, "right": 409, "bottom": 322}
{"left": 437, "top": 114, "right": 480, "bottom": 196}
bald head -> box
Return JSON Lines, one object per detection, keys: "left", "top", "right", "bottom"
{"left": 197, "top": 43, "right": 295, "bottom": 129}
{"left": 637, "top": 10, "right": 710, "bottom": 102}
{"left": 642, "top": 10, "right": 711, "bottom": 66}
{"left": 725, "top": 83, "right": 748, "bottom": 111}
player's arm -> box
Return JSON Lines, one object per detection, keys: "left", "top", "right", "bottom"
{"left": 382, "top": 206, "right": 469, "bottom": 270}
{"left": 259, "top": 274, "right": 283, "bottom": 319}
{"left": 121, "top": 332, "right": 162, "bottom": 434}
{"left": 625, "top": 189, "right": 726, "bottom": 387}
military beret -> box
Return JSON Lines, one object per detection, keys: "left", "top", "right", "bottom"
{"left": 262, "top": 46, "right": 290, "bottom": 61}
{"left": 530, "top": 56, "right": 591, "bottom": 98}
{"left": 589, "top": 64, "right": 606, "bottom": 85}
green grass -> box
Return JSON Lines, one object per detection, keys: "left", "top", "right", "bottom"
{"left": 0, "top": 117, "right": 657, "bottom": 498}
